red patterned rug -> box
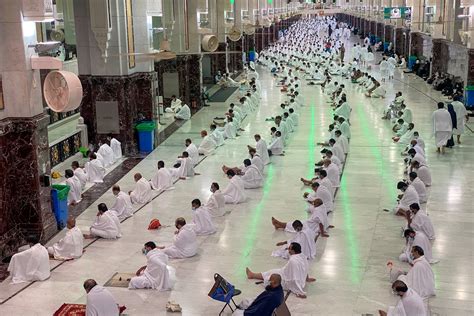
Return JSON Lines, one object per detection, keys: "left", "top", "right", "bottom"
{"left": 53, "top": 304, "right": 86, "bottom": 316}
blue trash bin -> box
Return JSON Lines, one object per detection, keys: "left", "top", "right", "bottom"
{"left": 465, "top": 86, "right": 474, "bottom": 109}
{"left": 136, "top": 121, "right": 157, "bottom": 153}
{"left": 408, "top": 55, "right": 417, "bottom": 70}
{"left": 383, "top": 42, "right": 390, "bottom": 51}
{"left": 249, "top": 50, "right": 255, "bottom": 62}
{"left": 51, "top": 184, "right": 70, "bottom": 229}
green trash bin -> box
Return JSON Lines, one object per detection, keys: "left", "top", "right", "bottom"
{"left": 51, "top": 184, "right": 70, "bottom": 229}
{"left": 136, "top": 121, "right": 157, "bottom": 153}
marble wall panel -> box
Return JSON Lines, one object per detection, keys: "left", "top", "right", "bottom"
{"left": 432, "top": 39, "right": 449, "bottom": 75}
{"left": 468, "top": 49, "right": 474, "bottom": 85}
{"left": 210, "top": 43, "right": 227, "bottom": 77}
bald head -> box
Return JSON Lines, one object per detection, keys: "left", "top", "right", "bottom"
{"left": 268, "top": 274, "right": 282, "bottom": 288}
{"left": 134, "top": 173, "right": 142, "bottom": 182}
{"left": 312, "top": 198, "right": 323, "bottom": 207}
{"left": 83, "top": 279, "right": 97, "bottom": 293}
{"left": 66, "top": 217, "right": 76, "bottom": 229}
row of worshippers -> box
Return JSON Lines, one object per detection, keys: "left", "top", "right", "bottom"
{"left": 64, "top": 136, "right": 123, "bottom": 206}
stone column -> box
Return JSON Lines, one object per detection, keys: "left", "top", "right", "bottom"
{"left": 468, "top": 49, "right": 474, "bottom": 85}
{"left": 0, "top": 0, "right": 57, "bottom": 254}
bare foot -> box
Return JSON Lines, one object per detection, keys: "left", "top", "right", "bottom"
{"left": 321, "top": 233, "right": 330, "bottom": 237}
{"left": 306, "top": 277, "right": 316, "bottom": 282}
{"left": 245, "top": 267, "right": 253, "bottom": 279}
{"left": 295, "top": 293, "right": 307, "bottom": 299}
{"left": 328, "top": 225, "right": 335, "bottom": 229}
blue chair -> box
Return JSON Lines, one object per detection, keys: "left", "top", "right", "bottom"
{"left": 208, "top": 273, "right": 242, "bottom": 315}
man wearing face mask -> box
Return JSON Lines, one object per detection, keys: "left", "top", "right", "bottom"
{"left": 378, "top": 280, "right": 425, "bottom": 316}
{"left": 190, "top": 199, "right": 216, "bottom": 236}
{"left": 390, "top": 181, "right": 419, "bottom": 217}
{"left": 399, "top": 229, "right": 435, "bottom": 264}
{"left": 109, "top": 185, "right": 133, "bottom": 221}
{"left": 157, "top": 217, "right": 198, "bottom": 259}
{"left": 204, "top": 182, "right": 226, "bottom": 217}
{"left": 129, "top": 241, "right": 171, "bottom": 290}
{"left": 233, "top": 274, "right": 284, "bottom": 316}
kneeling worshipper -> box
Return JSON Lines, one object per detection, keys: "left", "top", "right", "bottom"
{"left": 233, "top": 274, "right": 284, "bottom": 316}
{"left": 272, "top": 199, "right": 330, "bottom": 238}
{"left": 175, "top": 151, "right": 196, "bottom": 178}
{"left": 84, "top": 279, "right": 120, "bottom": 316}
{"left": 389, "top": 181, "right": 419, "bottom": 217}
{"left": 240, "top": 159, "right": 264, "bottom": 189}
{"left": 72, "top": 161, "right": 87, "bottom": 188}
{"left": 411, "top": 161, "right": 432, "bottom": 187}
{"left": 249, "top": 148, "right": 264, "bottom": 173}
{"left": 129, "top": 173, "right": 153, "bottom": 204}
{"left": 210, "top": 124, "right": 225, "bottom": 147}
{"left": 85, "top": 203, "right": 122, "bottom": 239}
{"left": 65, "top": 169, "right": 82, "bottom": 205}
{"left": 175, "top": 103, "right": 191, "bottom": 120}
{"left": 109, "top": 185, "right": 133, "bottom": 220}
{"left": 166, "top": 95, "right": 182, "bottom": 114}
{"left": 399, "top": 229, "right": 436, "bottom": 264}
{"left": 322, "top": 158, "right": 340, "bottom": 188}
{"left": 408, "top": 172, "right": 427, "bottom": 204}
{"left": 391, "top": 245, "right": 436, "bottom": 299}
{"left": 184, "top": 138, "right": 199, "bottom": 166}
{"left": 7, "top": 236, "right": 50, "bottom": 283}
{"left": 222, "top": 169, "right": 247, "bottom": 204}
{"left": 85, "top": 153, "right": 106, "bottom": 183}
{"left": 158, "top": 217, "right": 198, "bottom": 259}
{"left": 108, "top": 135, "right": 122, "bottom": 162}
{"left": 406, "top": 203, "right": 435, "bottom": 240}
{"left": 245, "top": 242, "right": 315, "bottom": 298}
{"left": 129, "top": 241, "right": 172, "bottom": 291}
{"left": 198, "top": 130, "right": 217, "bottom": 155}
{"left": 190, "top": 199, "right": 216, "bottom": 235}
{"left": 151, "top": 161, "right": 175, "bottom": 191}
{"left": 268, "top": 131, "right": 284, "bottom": 156}
{"left": 204, "top": 182, "right": 226, "bottom": 217}
{"left": 97, "top": 142, "right": 115, "bottom": 167}
{"left": 272, "top": 220, "right": 316, "bottom": 260}
{"left": 378, "top": 280, "right": 426, "bottom": 316}
{"left": 48, "top": 217, "right": 83, "bottom": 260}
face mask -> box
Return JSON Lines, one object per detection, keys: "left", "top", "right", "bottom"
{"left": 409, "top": 253, "right": 414, "bottom": 261}
{"left": 192, "top": 207, "right": 197, "bottom": 211}
{"left": 142, "top": 248, "right": 148, "bottom": 255}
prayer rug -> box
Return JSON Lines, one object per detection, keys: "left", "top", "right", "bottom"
{"left": 104, "top": 272, "right": 135, "bottom": 288}
{"left": 209, "top": 87, "right": 238, "bottom": 102}
{"left": 53, "top": 303, "right": 86, "bottom": 316}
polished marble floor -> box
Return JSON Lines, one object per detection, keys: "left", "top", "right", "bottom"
{"left": 0, "top": 54, "right": 473, "bottom": 316}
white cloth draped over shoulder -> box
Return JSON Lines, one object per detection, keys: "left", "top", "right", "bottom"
{"left": 398, "top": 256, "right": 435, "bottom": 299}
{"left": 85, "top": 159, "right": 106, "bottom": 183}
{"left": 256, "top": 139, "right": 271, "bottom": 165}
{"left": 204, "top": 190, "right": 226, "bottom": 217}
{"left": 74, "top": 167, "right": 88, "bottom": 188}
{"left": 387, "top": 288, "right": 426, "bottom": 316}
{"left": 8, "top": 243, "right": 50, "bottom": 283}
{"left": 162, "top": 224, "right": 198, "bottom": 258}
{"left": 130, "top": 178, "right": 153, "bottom": 204}
{"left": 109, "top": 191, "right": 134, "bottom": 220}
{"left": 240, "top": 165, "right": 264, "bottom": 189}
{"left": 176, "top": 157, "right": 195, "bottom": 178}
{"left": 272, "top": 228, "right": 316, "bottom": 260}
{"left": 262, "top": 253, "right": 309, "bottom": 296}
{"left": 191, "top": 206, "right": 217, "bottom": 235}
{"left": 129, "top": 249, "right": 171, "bottom": 290}
{"left": 97, "top": 144, "right": 115, "bottom": 167}
{"left": 175, "top": 104, "right": 191, "bottom": 120}
{"left": 198, "top": 135, "right": 217, "bottom": 155}
{"left": 90, "top": 211, "right": 122, "bottom": 239}
{"left": 110, "top": 138, "right": 122, "bottom": 161}
{"left": 86, "top": 285, "right": 119, "bottom": 316}
{"left": 432, "top": 108, "right": 452, "bottom": 147}
{"left": 66, "top": 176, "right": 82, "bottom": 205}
{"left": 411, "top": 211, "right": 435, "bottom": 240}
{"left": 186, "top": 143, "right": 200, "bottom": 166}
{"left": 151, "top": 168, "right": 174, "bottom": 191}
{"left": 48, "top": 226, "right": 84, "bottom": 260}
{"left": 222, "top": 176, "right": 247, "bottom": 204}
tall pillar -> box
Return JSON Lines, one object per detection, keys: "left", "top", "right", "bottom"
{"left": 0, "top": 0, "right": 57, "bottom": 254}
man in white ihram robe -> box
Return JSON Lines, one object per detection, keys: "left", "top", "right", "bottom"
{"left": 72, "top": 162, "right": 87, "bottom": 188}
{"left": 129, "top": 173, "right": 153, "bottom": 204}
{"left": 407, "top": 204, "right": 435, "bottom": 240}
{"left": 175, "top": 104, "right": 191, "bottom": 120}
{"left": 8, "top": 241, "right": 50, "bottom": 283}
{"left": 381, "top": 282, "right": 426, "bottom": 316}
{"left": 400, "top": 230, "right": 435, "bottom": 264}
{"left": 65, "top": 170, "right": 82, "bottom": 205}
{"left": 150, "top": 161, "right": 174, "bottom": 191}
{"left": 432, "top": 103, "right": 452, "bottom": 151}
{"left": 160, "top": 218, "right": 198, "bottom": 259}
{"left": 272, "top": 221, "right": 316, "bottom": 260}
{"left": 222, "top": 171, "right": 247, "bottom": 204}
{"left": 48, "top": 218, "right": 83, "bottom": 260}
{"left": 84, "top": 280, "right": 120, "bottom": 316}
{"left": 176, "top": 155, "right": 195, "bottom": 178}
{"left": 198, "top": 131, "right": 217, "bottom": 155}
{"left": 240, "top": 163, "right": 264, "bottom": 189}
{"left": 97, "top": 143, "right": 115, "bottom": 167}
{"left": 204, "top": 183, "right": 226, "bottom": 217}
{"left": 191, "top": 200, "right": 216, "bottom": 236}
{"left": 85, "top": 154, "right": 106, "bottom": 183}
{"left": 109, "top": 186, "right": 133, "bottom": 220}
{"left": 129, "top": 244, "right": 171, "bottom": 291}
{"left": 185, "top": 139, "right": 199, "bottom": 166}
{"left": 89, "top": 204, "right": 122, "bottom": 239}
{"left": 250, "top": 134, "right": 270, "bottom": 165}
{"left": 109, "top": 137, "right": 122, "bottom": 162}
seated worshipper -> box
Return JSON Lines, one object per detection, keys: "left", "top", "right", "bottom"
{"left": 158, "top": 217, "right": 198, "bottom": 259}
{"left": 410, "top": 161, "right": 431, "bottom": 187}
{"left": 85, "top": 153, "right": 106, "bottom": 183}
{"left": 272, "top": 220, "right": 316, "bottom": 260}
{"left": 248, "top": 134, "right": 270, "bottom": 165}
{"left": 408, "top": 172, "right": 427, "bottom": 203}
{"left": 222, "top": 169, "right": 247, "bottom": 204}
{"left": 304, "top": 181, "right": 334, "bottom": 213}
{"left": 108, "top": 134, "right": 122, "bottom": 162}
{"left": 392, "top": 119, "right": 408, "bottom": 137}
{"left": 388, "top": 181, "right": 419, "bottom": 217}
{"left": 129, "top": 241, "right": 171, "bottom": 290}
{"left": 151, "top": 161, "right": 174, "bottom": 191}
{"left": 272, "top": 199, "right": 330, "bottom": 238}
{"left": 166, "top": 95, "right": 182, "bottom": 114}
{"left": 174, "top": 151, "right": 196, "bottom": 178}
{"left": 246, "top": 242, "right": 315, "bottom": 298}
{"left": 369, "top": 82, "right": 386, "bottom": 98}
{"left": 321, "top": 159, "right": 340, "bottom": 188}
{"left": 337, "top": 117, "right": 351, "bottom": 140}
{"left": 85, "top": 203, "right": 122, "bottom": 239}
{"left": 399, "top": 229, "right": 435, "bottom": 264}
{"left": 198, "top": 130, "right": 216, "bottom": 155}
{"left": 84, "top": 279, "right": 120, "bottom": 316}
{"left": 72, "top": 161, "right": 87, "bottom": 188}
{"left": 406, "top": 148, "right": 426, "bottom": 170}
{"left": 210, "top": 124, "right": 225, "bottom": 147}
{"left": 234, "top": 274, "right": 284, "bottom": 316}
{"left": 129, "top": 173, "right": 153, "bottom": 204}
{"left": 109, "top": 185, "right": 133, "bottom": 220}
{"left": 190, "top": 199, "right": 216, "bottom": 235}
{"left": 378, "top": 280, "right": 426, "bottom": 316}
{"left": 318, "top": 149, "right": 342, "bottom": 173}
{"left": 48, "top": 217, "right": 84, "bottom": 260}
{"left": 65, "top": 169, "right": 82, "bottom": 205}
{"left": 204, "top": 182, "right": 226, "bottom": 217}
{"left": 393, "top": 123, "right": 415, "bottom": 145}
{"left": 175, "top": 103, "right": 191, "bottom": 120}
{"left": 406, "top": 203, "right": 435, "bottom": 240}
{"left": 97, "top": 142, "right": 115, "bottom": 167}
{"left": 184, "top": 138, "right": 199, "bottom": 166}
{"left": 268, "top": 131, "right": 284, "bottom": 156}
{"left": 239, "top": 159, "right": 264, "bottom": 189}
{"left": 248, "top": 148, "right": 264, "bottom": 173}
{"left": 7, "top": 236, "right": 50, "bottom": 283}
{"left": 390, "top": 246, "right": 435, "bottom": 299}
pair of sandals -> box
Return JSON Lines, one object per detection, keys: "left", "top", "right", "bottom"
{"left": 166, "top": 301, "right": 182, "bottom": 312}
